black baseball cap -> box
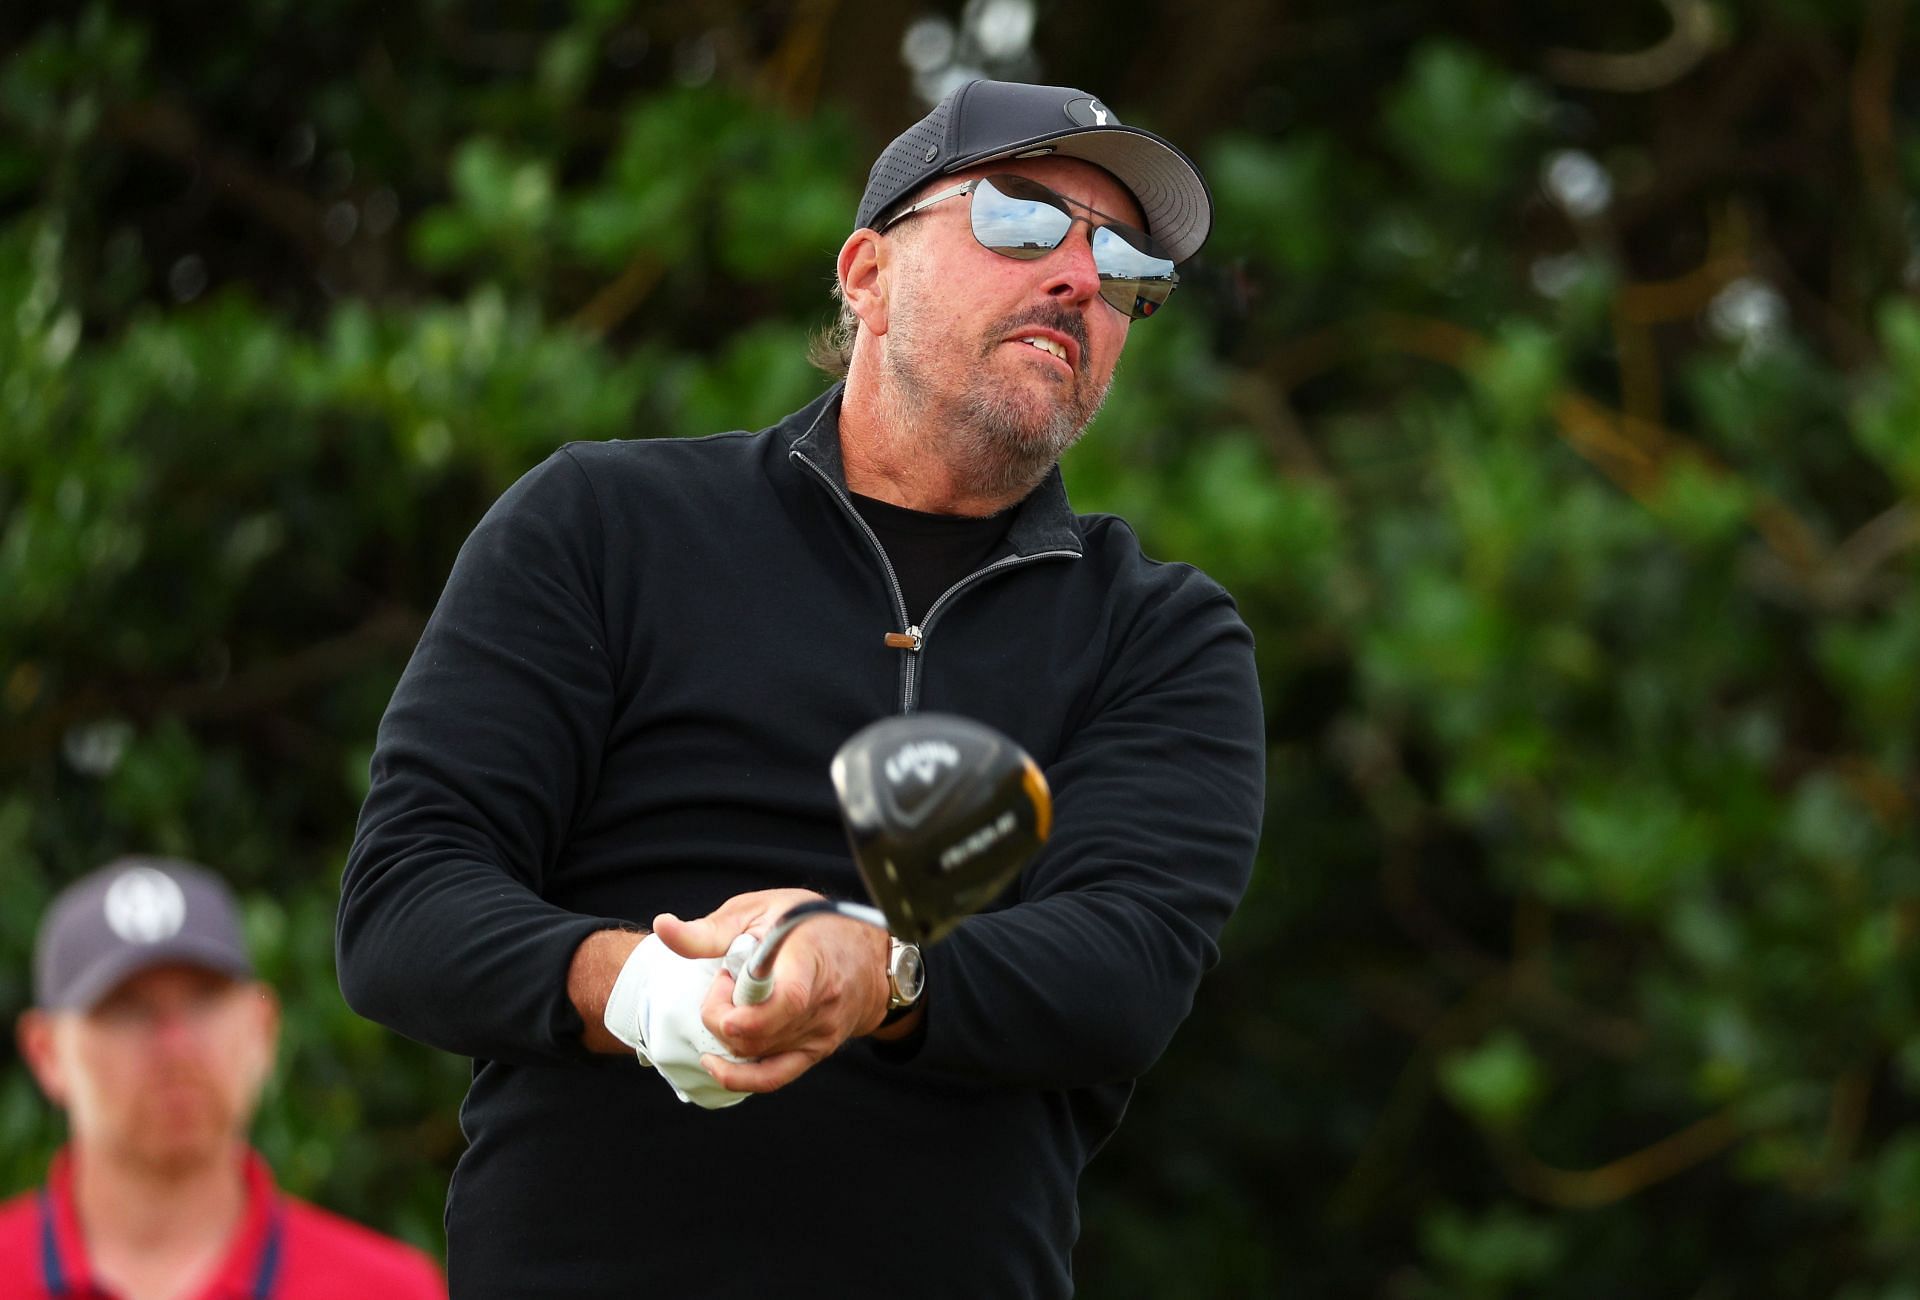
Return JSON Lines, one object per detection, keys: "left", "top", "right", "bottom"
{"left": 856, "top": 79, "right": 1212, "bottom": 264}
{"left": 33, "top": 857, "right": 255, "bottom": 1011}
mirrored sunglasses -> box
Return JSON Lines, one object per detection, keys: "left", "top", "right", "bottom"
{"left": 881, "top": 174, "right": 1179, "bottom": 320}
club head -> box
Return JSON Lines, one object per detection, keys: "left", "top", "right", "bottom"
{"left": 830, "top": 713, "right": 1051, "bottom": 947}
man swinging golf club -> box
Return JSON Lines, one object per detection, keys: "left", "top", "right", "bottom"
{"left": 338, "top": 78, "right": 1265, "bottom": 1299}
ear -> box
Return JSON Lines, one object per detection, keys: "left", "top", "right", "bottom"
{"left": 17, "top": 1010, "right": 70, "bottom": 1108}
{"left": 837, "top": 228, "right": 890, "bottom": 338}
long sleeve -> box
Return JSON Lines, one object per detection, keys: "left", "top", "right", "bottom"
{"left": 337, "top": 449, "right": 624, "bottom": 1064}
{"left": 898, "top": 574, "right": 1265, "bottom": 1088}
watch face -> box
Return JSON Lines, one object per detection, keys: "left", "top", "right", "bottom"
{"left": 892, "top": 943, "right": 926, "bottom": 1005}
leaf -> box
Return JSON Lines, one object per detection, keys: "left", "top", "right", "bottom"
{"left": 1207, "top": 133, "right": 1339, "bottom": 273}
{"left": 1440, "top": 1030, "right": 1544, "bottom": 1129}
{"left": 1382, "top": 42, "right": 1543, "bottom": 198}
{"left": 1421, "top": 1202, "right": 1565, "bottom": 1294}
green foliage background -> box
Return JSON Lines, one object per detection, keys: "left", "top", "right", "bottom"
{"left": 3, "top": 0, "right": 1917, "bottom": 1293}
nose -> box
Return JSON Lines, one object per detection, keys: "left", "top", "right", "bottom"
{"left": 148, "top": 1004, "right": 212, "bottom": 1056}
{"left": 1041, "top": 220, "right": 1104, "bottom": 307}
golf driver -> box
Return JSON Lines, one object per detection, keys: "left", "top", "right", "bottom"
{"left": 726, "top": 712, "right": 1051, "bottom": 1006}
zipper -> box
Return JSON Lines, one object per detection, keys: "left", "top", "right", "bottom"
{"left": 792, "top": 449, "right": 915, "bottom": 677}
{"left": 792, "top": 450, "right": 1077, "bottom": 713}
{"left": 897, "top": 552, "right": 1077, "bottom": 712}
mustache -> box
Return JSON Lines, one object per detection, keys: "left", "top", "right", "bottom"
{"left": 982, "top": 305, "right": 1090, "bottom": 372}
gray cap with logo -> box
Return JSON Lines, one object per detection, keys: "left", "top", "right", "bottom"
{"left": 33, "top": 857, "right": 254, "bottom": 1011}
{"left": 855, "top": 79, "right": 1213, "bottom": 264}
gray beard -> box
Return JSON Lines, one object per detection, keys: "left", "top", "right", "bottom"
{"left": 949, "top": 380, "right": 1098, "bottom": 500}
{"left": 880, "top": 305, "right": 1112, "bottom": 504}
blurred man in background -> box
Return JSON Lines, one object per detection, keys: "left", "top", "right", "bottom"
{"left": 1, "top": 857, "right": 445, "bottom": 1300}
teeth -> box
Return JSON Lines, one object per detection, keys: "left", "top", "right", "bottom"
{"left": 1019, "top": 336, "right": 1067, "bottom": 362}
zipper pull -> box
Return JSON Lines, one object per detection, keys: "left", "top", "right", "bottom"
{"left": 884, "top": 626, "right": 923, "bottom": 651}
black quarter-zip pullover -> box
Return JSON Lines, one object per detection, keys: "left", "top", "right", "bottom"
{"left": 338, "top": 385, "right": 1265, "bottom": 1299}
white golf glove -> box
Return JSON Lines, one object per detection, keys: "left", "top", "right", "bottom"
{"left": 602, "top": 934, "right": 752, "bottom": 1110}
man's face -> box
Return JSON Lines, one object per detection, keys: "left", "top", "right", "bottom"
{"left": 18, "top": 964, "right": 278, "bottom": 1176}
{"left": 876, "top": 156, "right": 1145, "bottom": 498}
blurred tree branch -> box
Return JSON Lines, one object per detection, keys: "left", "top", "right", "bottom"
{"left": 1496, "top": 1109, "right": 1743, "bottom": 1208}
{"left": 1851, "top": 0, "right": 1906, "bottom": 270}
{"left": 1285, "top": 310, "right": 1912, "bottom": 616}
{"left": 758, "top": 0, "right": 841, "bottom": 113}
{"left": 1329, "top": 974, "right": 1507, "bottom": 1225}
{"left": 567, "top": 254, "right": 664, "bottom": 338}
{"left": 1546, "top": 0, "right": 1726, "bottom": 92}
{"left": 0, "top": 607, "right": 423, "bottom": 770}
{"left": 102, "top": 100, "right": 331, "bottom": 267}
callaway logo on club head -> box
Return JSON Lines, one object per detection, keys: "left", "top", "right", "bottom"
{"left": 884, "top": 739, "right": 961, "bottom": 787}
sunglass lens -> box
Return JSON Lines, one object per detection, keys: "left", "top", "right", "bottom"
{"left": 970, "top": 175, "right": 1179, "bottom": 321}
{"left": 1090, "top": 226, "right": 1177, "bottom": 320}
{"left": 1101, "top": 280, "right": 1173, "bottom": 319}
{"left": 1091, "top": 222, "right": 1174, "bottom": 276}
{"left": 970, "top": 177, "right": 1072, "bottom": 260}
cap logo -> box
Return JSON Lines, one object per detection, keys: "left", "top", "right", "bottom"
{"left": 103, "top": 868, "right": 187, "bottom": 944}
{"left": 1063, "top": 97, "right": 1116, "bottom": 129}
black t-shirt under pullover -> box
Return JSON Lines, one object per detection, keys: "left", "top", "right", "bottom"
{"left": 849, "top": 491, "right": 1013, "bottom": 624}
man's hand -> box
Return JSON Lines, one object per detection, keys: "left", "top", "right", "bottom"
{"left": 652, "top": 889, "right": 891, "bottom": 1094}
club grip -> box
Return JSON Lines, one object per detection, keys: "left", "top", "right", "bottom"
{"left": 720, "top": 901, "right": 890, "bottom": 1008}
{"left": 732, "top": 968, "right": 775, "bottom": 1006}
{"left": 724, "top": 934, "right": 773, "bottom": 1006}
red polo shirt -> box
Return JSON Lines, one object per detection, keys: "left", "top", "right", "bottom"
{"left": 0, "top": 1149, "right": 444, "bottom": 1300}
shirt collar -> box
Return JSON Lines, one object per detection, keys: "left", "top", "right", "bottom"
{"left": 45, "top": 1145, "right": 278, "bottom": 1300}
{"left": 786, "top": 383, "right": 1085, "bottom": 559}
